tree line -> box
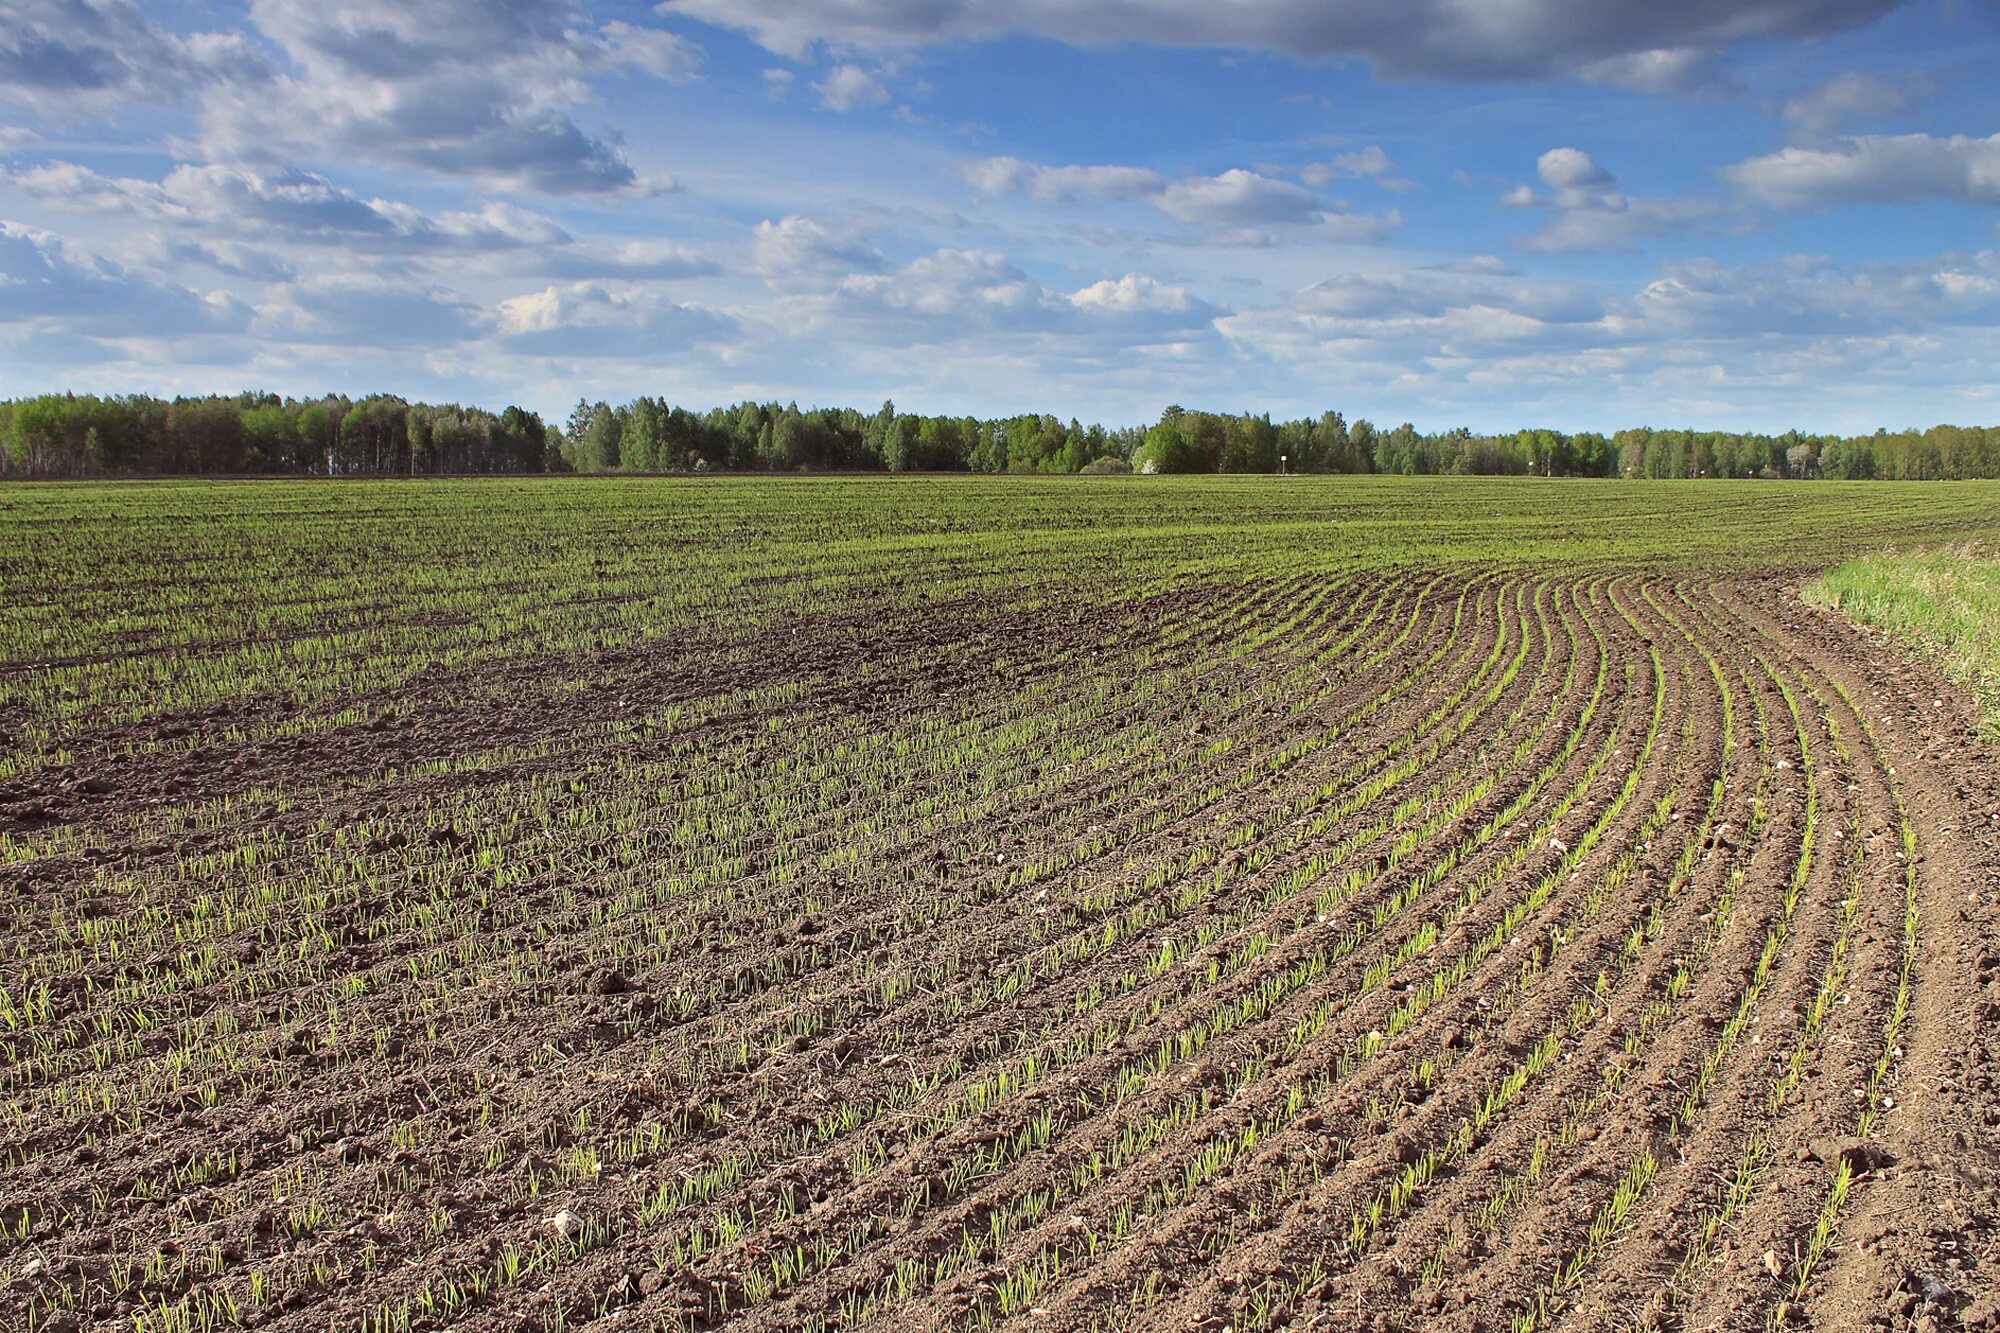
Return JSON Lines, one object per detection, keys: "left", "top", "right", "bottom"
{"left": 4, "top": 391, "right": 1998, "bottom": 480}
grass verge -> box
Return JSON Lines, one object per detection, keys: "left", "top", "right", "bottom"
{"left": 1807, "top": 544, "right": 2000, "bottom": 737}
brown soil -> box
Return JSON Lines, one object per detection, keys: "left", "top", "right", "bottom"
{"left": 2, "top": 571, "right": 1995, "bottom": 1333}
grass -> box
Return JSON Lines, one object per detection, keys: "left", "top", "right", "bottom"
{"left": 1807, "top": 543, "right": 2000, "bottom": 736}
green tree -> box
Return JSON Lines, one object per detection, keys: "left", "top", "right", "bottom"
{"left": 1135, "top": 420, "right": 1202, "bottom": 473}
{"left": 1350, "top": 419, "right": 1377, "bottom": 472}
{"left": 621, "top": 398, "right": 662, "bottom": 472}
{"left": 243, "top": 404, "right": 303, "bottom": 471}
{"left": 583, "top": 402, "right": 623, "bottom": 472}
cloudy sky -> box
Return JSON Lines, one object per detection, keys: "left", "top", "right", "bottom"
{"left": 2, "top": 0, "right": 1998, "bottom": 431}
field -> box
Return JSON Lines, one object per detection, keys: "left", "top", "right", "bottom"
{"left": 4, "top": 475, "right": 2000, "bottom": 1333}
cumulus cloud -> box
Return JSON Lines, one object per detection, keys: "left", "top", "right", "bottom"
{"left": 6, "top": 157, "right": 723, "bottom": 286}
{"left": 814, "top": 63, "right": 889, "bottom": 112}
{"left": 1, "top": 0, "right": 698, "bottom": 194}
{"left": 3, "top": 159, "right": 150, "bottom": 212}
{"left": 495, "top": 281, "right": 735, "bottom": 357}
{"left": 1287, "top": 268, "right": 1603, "bottom": 325}
{"left": 1156, "top": 169, "right": 1322, "bottom": 225}
{"left": 5, "top": 159, "right": 577, "bottom": 253}
{"left": 662, "top": 0, "right": 1892, "bottom": 87}
{"left": 964, "top": 156, "right": 1395, "bottom": 237}
{"left": 1208, "top": 245, "right": 2000, "bottom": 420}
{"left": 1782, "top": 72, "right": 1919, "bottom": 136}
{"left": 1301, "top": 145, "right": 1417, "bottom": 192}
{"left": 1068, "top": 272, "right": 1219, "bottom": 323}
{"left": 1630, "top": 251, "right": 2000, "bottom": 336}
{"left": 836, "top": 248, "right": 1045, "bottom": 323}
{"left": 1216, "top": 267, "right": 1613, "bottom": 391}
{"left": 206, "top": 0, "right": 697, "bottom": 194}
{"left": 536, "top": 240, "right": 720, "bottom": 281}
{"left": 1218, "top": 249, "right": 2000, "bottom": 410}
{"left": 1503, "top": 148, "right": 1721, "bottom": 252}
{"left": 1331, "top": 146, "right": 1393, "bottom": 178}
{"left": 170, "top": 166, "right": 572, "bottom": 250}
{"left": 751, "top": 215, "right": 885, "bottom": 291}
{"left": 1725, "top": 133, "right": 2000, "bottom": 209}
{"left": 1520, "top": 197, "right": 1719, "bottom": 253}
{"left": 961, "top": 156, "right": 1165, "bottom": 202}
{"left": 1536, "top": 147, "right": 1614, "bottom": 191}
{"left": 752, "top": 236, "right": 1224, "bottom": 356}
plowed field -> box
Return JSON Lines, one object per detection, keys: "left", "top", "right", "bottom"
{"left": 4, "top": 477, "right": 2000, "bottom": 1333}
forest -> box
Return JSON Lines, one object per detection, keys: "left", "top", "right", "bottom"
{"left": 3, "top": 389, "right": 1998, "bottom": 480}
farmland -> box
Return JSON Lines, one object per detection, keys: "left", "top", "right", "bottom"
{"left": 3, "top": 475, "right": 2000, "bottom": 1333}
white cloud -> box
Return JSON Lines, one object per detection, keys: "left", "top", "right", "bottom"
{"left": 814, "top": 63, "right": 889, "bottom": 112}
{"left": 3, "top": 158, "right": 725, "bottom": 287}
{"left": 495, "top": 281, "right": 735, "bottom": 357}
{"left": 1628, "top": 251, "right": 2000, "bottom": 336}
{"left": 1311, "top": 210, "right": 1403, "bottom": 244}
{"left": 1333, "top": 146, "right": 1394, "bottom": 178}
{"left": 1536, "top": 147, "right": 1614, "bottom": 191}
{"left": 205, "top": 0, "right": 696, "bottom": 194}
{"left": 1521, "top": 196, "right": 1720, "bottom": 254}
{"left": 4, "top": 159, "right": 151, "bottom": 212}
{"left": 591, "top": 20, "right": 704, "bottom": 80}
{"left": 1, "top": 0, "right": 698, "bottom": 195}
{"left": 963, "top": 156, "right": 1394, "bottom": 237}
{"left": 1503, "top": 149, "right": 1721, "bottom": 252}
{"left": 1301, "top": 145, "right": 1418, "bottom": 192}
{"left": 1304, "top": 146, "right": 1381, "bottom": 184}
{"left": 1725, "top": 133, "right": 2000, "bottom": 209}
{"left": 962, "top": 156, "right": 1165, "bottom": 202}
{"left": 1286, "top": 268, "right": 1603, "bottom": 325}
{"left": 1218, "top": 249, "right": 2000, "bottom": 415}
{"left": 754, "top": 239, "right": 1224, "bottom": 357}
{"left": 536, "top": 240, "right": 719, "bottom": 281}
{"left": 5, "top": 159, "right": 577, "bottom": 253}
{"left": 751, "top": 215, "right": 884, "bottom": 291}
{"left": 1576, "top": 47, "right": 1729, "bottom": 95}
{"left": 837, "top": 248, "right": 1043, "bottom": 320}
{"left": 1156, "top": 169, "right": 1322, "bottom": 225}
{"left": 1069, "top": 272, "right": 1213, "bottom": 320}
{"left": 1782, "top": 72, "right": 1917, "bottom": 136}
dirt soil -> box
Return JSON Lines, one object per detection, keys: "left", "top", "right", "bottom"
{"left": 1, "top": 572, "right": 1995, "bottom": 1333}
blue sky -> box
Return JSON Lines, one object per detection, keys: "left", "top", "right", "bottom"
{"left": 2, "top": 1, "right": 1998, "bottom": 432}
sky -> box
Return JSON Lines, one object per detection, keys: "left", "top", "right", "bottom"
{"left": 1, "top": 1, "right": 1998, "bottom": 432}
